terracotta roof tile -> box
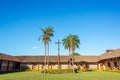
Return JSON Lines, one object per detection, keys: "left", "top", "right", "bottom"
{"left": 0, "top": 53, "right": 20, "bottom": 62}
{"left": 74, "top": 56, "right": 99, "bottom": 62}
{"left": 99, "top": 48, "right": 120, "bottom": 60}
{"left": 15, "top": 56, "right": 99, "bottom": 63}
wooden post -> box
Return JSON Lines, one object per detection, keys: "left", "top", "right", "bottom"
{"left": 13, "top": 62, "right": 15, "bottom": 70}
{"left": 7, "top": 61, "right": 10, "bottom": 71}
{"left": 0, "top": 60, "right": 2, "bottom": 71}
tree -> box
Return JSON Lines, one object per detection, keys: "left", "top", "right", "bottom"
{"left": 62, "top": 34, "right": 80, "bottom": 73}
{"left": 45, "top": 26, "right": 54, "bottom": 69}
{"left": 62, "top": 36, "right": 71, "bottom": 56}
{"left": 73, "top": 52, "right": 80, "bottom": 56}
{"left": 62, "top": 35, "right": 71, "bottom": 68}
{"left": 39, "top": 26, "right": 54, "bottom": 74}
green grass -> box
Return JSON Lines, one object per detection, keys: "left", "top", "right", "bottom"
{"left": 0, "top": 71, "right": 120, "bottom": 80}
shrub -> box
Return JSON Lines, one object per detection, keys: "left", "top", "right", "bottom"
{"left": 104, "top": 69, "right": 120, "bottom": 73}
{"left": 79, "top": 68, "right": 98, "bottom": 72}
{"left": 41, "top": 68, "right": 78, "bottom": 74}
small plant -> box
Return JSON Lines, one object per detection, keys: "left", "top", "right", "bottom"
{"left": 41, "top": 68, "right": 78, "bottom": 74}
{"left": 104, "top": 69, "right": 120, "bottom": 73}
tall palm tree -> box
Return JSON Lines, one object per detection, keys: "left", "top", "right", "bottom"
{"left": 39, "top": 26, "right": 54, "bottom": 74}
{"left": 62, "top": 36, "right": 71, "bottom": 68}
{"left": 46, "top": 26, "right": 54, "bottom": 69}
{"left": 39, "top": 28, "right": 48, "bottom": 74}
{"left": 62, "top": 34, "right": 80, "bottom": 73}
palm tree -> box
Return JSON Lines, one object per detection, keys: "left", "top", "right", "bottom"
{"left": 62, "top": 37, "right": 71, "bottom": 56}
{"left": 62, "top": 36, "right": 71, "bottom": 68}
{"left": 46, "top": 26, "right": 54, "bottom": 69}
{"left": 62, "top": 34, "right": 80, "bottom": 73}
{"left": 39, "top": 26, "right": 54, "bottom": 74}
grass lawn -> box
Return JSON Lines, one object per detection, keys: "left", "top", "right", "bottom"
{"left": 0, "top": 71, "right": 120, "bottom": 80}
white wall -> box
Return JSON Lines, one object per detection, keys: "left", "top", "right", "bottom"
{"left": 88, "top": 64, "right": 98, "bottom": 69}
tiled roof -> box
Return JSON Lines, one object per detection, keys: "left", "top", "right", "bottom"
{"left": 1, "top": 48, "right": 120, "bottom": 63}
{"left": 16, "top": 56, "right": 67, "bottom": 63}
{"left": 15, "top": 56, "right": 99, "bottom": 63}
{"left": 74, "top": 56, "right": 99, "bottom": 62}
{"left": 99, "top": 48, "right": 120, "bottom": 60}
{"left": 16, "top": 56, "right": 44, "bottom": 63}
{"left": 15, "top": 56, "right": 27, "bottom": 62}
{"left": 0, "top": 53, "right": 20, "bottom": 62}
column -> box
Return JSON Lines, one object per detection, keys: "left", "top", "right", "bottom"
{"left": 0, "top": 60, "right": 3, "bottom": 71}
{"left": 7, "top": 61, "right": 10, "bottom": 71}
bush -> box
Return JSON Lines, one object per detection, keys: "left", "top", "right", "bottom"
{"left": 79, "top": 68, "right": 98, "bottom": 72}
{"left": 41, "top": 68, "right": 78, "bottom": 74}
{"left": 104, "top": 69, "right": 120, "bottom": 73}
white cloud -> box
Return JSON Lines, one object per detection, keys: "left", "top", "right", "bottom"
{"left": 32, "top": 46, "right": 38, "bottom": 49}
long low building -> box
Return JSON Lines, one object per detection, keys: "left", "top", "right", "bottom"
{"left": 15, "top": 56, "right": 99, "bottom": 70}
{"left": 0, "top": 48, "right": 120, "bottom": 71}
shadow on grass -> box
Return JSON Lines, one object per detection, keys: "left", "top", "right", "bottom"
{"left": 0, "top": 70, "right": 26, "bottom": 75}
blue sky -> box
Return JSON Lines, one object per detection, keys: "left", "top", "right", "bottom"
{"left": 0, "top": 0, "right": 120, "bottom": 56}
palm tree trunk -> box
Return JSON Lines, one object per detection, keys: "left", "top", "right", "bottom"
{"left": 69, "top": 48, "right": 70, "bottom": 56}
{"left": 69, "top": 48, "right": 71, "bottom": 68}
{"left": 47, "top": 43, "right": 49, "bottom": 69}
{"left": 72, "top": 50, "right": 75, "bottom": 73}
{"left": 44, "top": 44, "right": 47, "bottom": 74}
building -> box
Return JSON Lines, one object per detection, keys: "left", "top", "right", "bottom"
{"left": 0, "top": 53, "right": 20, "bottom": 71}
{"left": 99, "top": 49, "right": 120, "bottom": 70}
{"left": 0, "top": 48, "right": 120, "bottom": 71}
{"left": 15, "top": 56, "right": 99, "bottom": 70}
